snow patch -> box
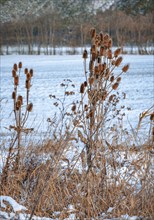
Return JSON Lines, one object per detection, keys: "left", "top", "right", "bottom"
{"left": 0, "top": 196, "right": 27, "bottom": 212}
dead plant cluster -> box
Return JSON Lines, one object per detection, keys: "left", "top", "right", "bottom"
{"left": 0, "top": 29, "right": 154, "bottom": 219}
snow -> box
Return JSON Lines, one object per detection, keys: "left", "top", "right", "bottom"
{"left": 0, "top": 196, "right": 27, "bottom": 212}
{"left": 0, "top": 54, "right": 153, "bottom": 139}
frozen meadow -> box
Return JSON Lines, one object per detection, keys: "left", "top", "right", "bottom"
{"left": 0, "top": 54, "right": 153, "bottom": 220}
{"left": 0, "top": 54, "right": 153, "bottom": 137}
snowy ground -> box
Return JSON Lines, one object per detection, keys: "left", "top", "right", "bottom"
{"left": 0, "top": 54, "right": 153, "bottom": 135}
{"left": 0, "top": 196, "right": 143, "bottom": 220}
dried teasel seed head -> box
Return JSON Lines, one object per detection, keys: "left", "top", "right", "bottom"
{"left": 114, "top": 48, "right": 121, "bottom": 57}
{"left": 115, "top": 56, "right": 123, "bottom": 67}
{"left": 89, "top": 60, "right": 94, "bottom": 71}
{"left": 14, "top": 76, "right": 19, "bottom": 86}
{"left": 104, "top": 33, "right": 109, "bottom": 41}
{"left": 117, "top": 77, "right": 121, "bottom": 82}
{"left": 99, "top": 32, "right": 103, "bottom": 41}
{"left": 88, "top": 77, "right": 94, "bottom": 85}
{"left": 109, "top": 94, "right": 114, "bottom": 102}
{"left": 12, "top": 69, "right": 16, "bottom": 77}
{"left": 89, "top": 110, "right": 94, "bottom": 118}
{"left": 26, "top": 73, "right": 31, "bottom": 80}
{"left": 150, "top": 112, "right": 154, "bottom": 121}
{"left": 13, "top": 63, "right": 18, "bottom": 71}
{"left": 71, "top": 104, "right": 76, "bottom": 112}
{"left": 27, "top": 103, "right": 33, "bottom": 112}
{"left": 80, "top": 83, "right": 85, "bottom": 94}
{"left": 84, "top": 81, "right": 87, "bottom": 87}
{"left": 101, "top": 63, "right": 106, "bottom": 72}
{"left": 24, "top": 68, "right": 28, "bottom": 74}
{"left": 105, "top": 68, "right": 110, "bottom": 78}
{"left": 16, "top": 100, "right": 21, "bottom": 109}
{"left": 84, "top": 104, "right": 88, "bottom": 111}
{"left": 18, "top": 62, "right": 22, "bottom": 69}
{"left": 110, "top": 75, "right": 114, "bottom": 82}
{"left": 90, "top": 28, "right": 96, "bottom": 38}
{"left": 91, "top": 45, "right": 96, "bottom": 53}
{"left": 112, "top": 82, "right": 119, "bottom": 90}
{"left": 25, "top": 80, "right": 30, "bottom": 89}
{"left": 108, "top": 39, "right": 112, "bottom": 48}
{"left": 92, "top": 52, "right": 96, "bottom": 61}
{"left": 94, "top": 66, "right": 99, "bottom": 75}
{"left": 30, "top": 69, "right": 33, "bottom": 77}
{"left": 12, "top": 91, "right": 16, "bottom": 99}
{"left": 107, "top": 49, "right": 112, "bottom": 59}
{"left": 83, "top": 49, "right": 88, "bottom": 59}
{"left": 122, "top": 64, "right": 129, "bottom": 72}
{"left": 17, "top": 95, "right": 23, "bottom": 105}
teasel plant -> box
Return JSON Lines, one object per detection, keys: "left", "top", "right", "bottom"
{"left": 74, "top": 28, "right": 130, "bottom": 172}
{"left": 1, "top": 62, "right": 34, "bottom": 184}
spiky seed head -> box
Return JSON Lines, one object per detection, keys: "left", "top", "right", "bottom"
{"left": 115, "top": 57, "right": 123, "bottom": 67}
{"left": 12, "top": 91, "right": 16, "bottom": 99}
{"left": 150, "top": 113, "right": 154, "bottom": 121}
{"left": 104, "top": 34, "right": 109, "bottom": 41}
{"left": 91, "top": 45, "right": 96, "bottom": 53}
{"left": 25, "top": 80, "right": 30, "bottom": 89}
{"left": 71, "top": 104, "right": 76, "bottom": 112}
{"left": 90, "top": 28, "right": 96, "bottom": 38}
{"left": 84, "top": 104, "right": 88, "bottom": 111}
{"left": 27, "top": 103, "right": 33, "bottom": 112}
{"left": 13, "top": 63, "right": 18, "bottom": 71}
{"left": 112, "top": 82, "right": 119, "bottom": 90}
{"left": 14, "top": 76, "right": 19, "bottom": 86}
{"left": 16, "top": 100, "right": 21, "bottom": 109}
{"left": 117, "top": 77, "right": 121, "bottom": 82}
{"left": 122, "top": 64, "right": 129, "bottom": 72}
{"left": 107, "top": 49, "right": 112, "bottom": 59}
{"left": 105, "top": 68, "right": 110, "bottom": 78}
{"left": 101, "top": 63, "right": 106, "bottom": 72}
{"left": 83, "top": 49, "right": 88, "bottom": 59}
{"left": 108, "top": 39, "right": 112, "bottom": 48}
{"left": 80, "top": 83, "right": 85, "bottom": 94}
{"left": 89, "top": 110, "right": 94, "bottom": 118}
{"left": 24, "top": 68, "right": 28, "bottom": 74}
{"left": 12, "top": 69, "right": 16, "bottom": 77}
{"left": 99, "top": 32, "right": 103, "bottom": 41}
{"left": 89, "top": 60, "right": 94, "bottom": 71}
{"left": 18, "top": 62, "right": 22, "bottom": 69}
{"left": 94, "top": 66, "right": 99, "bottom": 75}
{"left": 88, "top": 77, "right": 94, "bottom": 85}
{"left": 17, "top": 95, "right": 23, "bottom": 105}
{"left": 114, "top": 48, "right": 121, "bottom": 57}
{"left": 92, "top": 53, "right": 96, "bottom": 61}
{"left": 84, "top": 81, "right": 87, "bottom": 87}
{"left": 30, "top": 69, "right": 33, "bottom": 77}
{"left": 110, "top": 75, "right": 114, "bottom": 82}
{"left": 109, "top": 95, "right": 114, "bottom": 102}
{"left": 26, "top": 73, "right": 31, "bottom": 80}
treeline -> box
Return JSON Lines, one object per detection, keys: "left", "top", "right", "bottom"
{"left": 1, "top": 9, "right": 153, "bottom": 55}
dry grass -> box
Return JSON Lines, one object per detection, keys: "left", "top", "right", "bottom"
{"left": 0, "top": 28, "right": 154, "bottom": 219}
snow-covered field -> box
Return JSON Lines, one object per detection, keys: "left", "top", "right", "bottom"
{"left": 0, "top": 54, "right": 153, "bottom": 137}
{"left": 0, "top": 54, "right": 153, "bottom": 220}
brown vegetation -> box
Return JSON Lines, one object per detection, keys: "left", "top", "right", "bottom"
{"left": 0, "top": 29, "right": 154, "bottom": 219}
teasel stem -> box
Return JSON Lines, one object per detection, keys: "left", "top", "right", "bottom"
{"left": 83, "top": 57, "right": 88, "bottom": 85}
{"left": 14, "top": 86, "right": 18, "bottom": 127}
